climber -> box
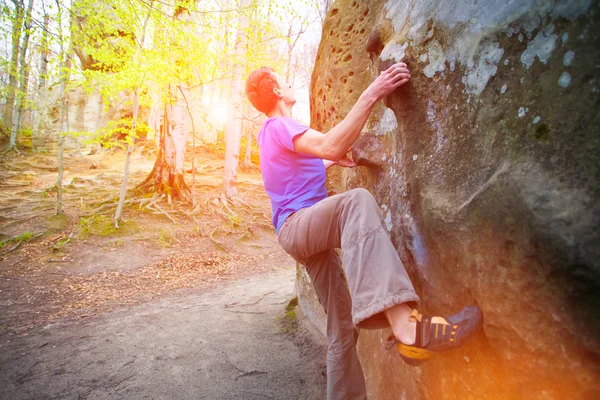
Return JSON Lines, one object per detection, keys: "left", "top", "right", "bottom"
{"left": 245, "top": 63, "right": 483, "bottom": 400}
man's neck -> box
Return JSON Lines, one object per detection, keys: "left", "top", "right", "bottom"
{"left": 267, "top": 101, "right": 292, "bottom": 118}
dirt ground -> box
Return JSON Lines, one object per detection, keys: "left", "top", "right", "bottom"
{"left": 0, "top": 143, "right": 327, "bottom": 399}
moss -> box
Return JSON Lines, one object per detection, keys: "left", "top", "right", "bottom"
{"left": 78, "top": 215, "right": 141, "bottom": 238}
{"left": 47, "top": 214, "right": 70, "bottom": 232}
{"left": 278, "top": 297, "right": 299, "bottom": 334}
{"left": 157, "top": 229, "right": 173, "bottom": 247}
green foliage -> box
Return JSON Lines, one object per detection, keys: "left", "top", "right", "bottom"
{"left": 0, "top": 231, "right": 35, "bottom": 250}
{"left": 158, "top": 229, "right": 173, "bottom": 248}
{"left": 71, "top": 118, "right": 150, "bottom": 149}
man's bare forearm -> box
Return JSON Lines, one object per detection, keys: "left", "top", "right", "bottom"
{"left": 321, "top": 90, "right": 379, "bottom": 160}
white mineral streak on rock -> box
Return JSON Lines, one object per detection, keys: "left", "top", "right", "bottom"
{"left": 423, "top": 40, "right": 446, "bottom": 78}
{"left": 465, "top": 42, "right": 504, "bottom": 95}
{"left": 558, "top": 71, "right": 572, "bottom": 87}
{"left": 427, "top": 100, "right": 447, "bottom": 151}
{"left": 384, "top": 212, "right": 393, "bottom": 232}
{"left": 383, "top": 0, "right": 411, "bottom": 34}
{"left": 375, "top": 108, "right": 398, "bottom": 136}
{"left": 518, "top": 107, "right": 526, "bottom": 117}
{"left": 563, "top": 51, "right": 575, "bottom": 66}
{"left": 383, "top": 0, "right": 590, "bottom": 95}
{"left": 380, "top": 42, "right": 409, "bottom": 62}
{"left": 501, "top": 84, "right": 508, "bottom": 94}
{"left": 521, "top": 25, "right": 558, "bottom": 68}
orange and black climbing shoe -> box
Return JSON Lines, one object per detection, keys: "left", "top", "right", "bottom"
{"left": 385, "top": 305, "right": 483, "bottom": 366}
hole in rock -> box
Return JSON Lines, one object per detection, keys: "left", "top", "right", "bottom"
{"left": 534, "top": 124, "right": 550, "bottom": 141}
{"left": 343, "top": 54, "right": 353, "bottom": 62}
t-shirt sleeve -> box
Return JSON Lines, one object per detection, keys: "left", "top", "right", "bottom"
{"left": 272, "top": 117, "right": 309, "bottom": 152}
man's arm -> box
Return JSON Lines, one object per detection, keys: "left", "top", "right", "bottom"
{"left": 323, "top": 153, "right": 356, "bottom": 169}
{"left": 293, "top": 62, "right": 411, "bottom": 161}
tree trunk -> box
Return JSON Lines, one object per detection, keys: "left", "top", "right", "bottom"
{"left": 55, "top": 0, "right": 70, "bottom": 215}
{"left": 4, "top": 0, "right": 24, "bottom": 134}
{"left": 244, "top": 129, "right": 252, "bottom": 165}
{"left": 137, "top": 85, "right": 192, "bottom": 203}
{"left": 114, "top": 89, "right": 138, "bottom": 227}
{"left": 242, "top": 100, "right": 252, "bottom": 166}
{"left": 222, "top": 0, "right": 250, "bottom": 198}
{"left": 56, "top": 79, "right": 67, "bottom": 215}
{"left": 114, "top": 8, "right": 152, "bottom": 227}
{"left": 11, "top": 0, "right": 34, "bottom": 148}
{"left": 177, "top": 84, "right": 199, "bottom": 205}
{"left": 31, "top": 13, "right": 50, "bottom": 151}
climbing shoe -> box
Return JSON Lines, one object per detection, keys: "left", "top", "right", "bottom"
{"left": 385, "top": 305, "right": 483, "bottom": 366}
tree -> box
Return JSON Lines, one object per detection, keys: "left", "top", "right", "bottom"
{"left": 31, "top": 12, "right": 50, "bottom": 151}
{"left": 135, "top": 1, "right": 217, "bottom": 204}
{"left": 222, "top": 0, "right": 250, "bottom": 198}
{"left": 314, "top": 0, "right": 334, "bottom": 26}
{"left": 54, "top": 0, "right": 71, "bottom": 215}
{"left": 3, "top": 0, "right": 25, "bottom": 134}
{"left": 10, "top": 0, "right": 34, "bottom": 149}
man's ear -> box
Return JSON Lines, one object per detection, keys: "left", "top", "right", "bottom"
{"left": 272, "top": 86, "right": 283, "bottom": 99}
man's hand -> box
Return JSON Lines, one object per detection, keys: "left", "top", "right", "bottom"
{"left": 366, "top": 62, "right": 411, "bottom": 101}
{"left": 335, "top": 154, "right": 356, "bottom": 168}
{"left": 323, "top": 154, "right": 356, "bottom": 169}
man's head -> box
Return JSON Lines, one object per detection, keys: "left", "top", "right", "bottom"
{"left": 246, "top": 67, "right": 295, "bottom": 115}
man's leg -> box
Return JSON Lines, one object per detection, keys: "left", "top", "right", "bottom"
{"left": 303, "top": 249, "right": 366, "bottom": 400}
{"left": 279, "top": 188, "right": 420, "bottom": 329}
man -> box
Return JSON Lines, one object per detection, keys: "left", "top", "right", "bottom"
{"left": 245, "top": 63, "right": 482, "bottom": 400}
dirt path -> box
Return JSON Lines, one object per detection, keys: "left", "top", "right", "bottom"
{"left": 0, "top": 265, "right": 327, "bottom": 400}
{"left": 0, "top": 145, "right": 327, "bottom": 399}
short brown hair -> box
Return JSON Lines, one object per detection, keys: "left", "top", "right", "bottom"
{"left": 245, "top": 67, "right": 279, "bottom": 114}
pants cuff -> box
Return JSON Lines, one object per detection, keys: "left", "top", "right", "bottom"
{"left": 352, "top": 290, "right": 420, "bottom": 328}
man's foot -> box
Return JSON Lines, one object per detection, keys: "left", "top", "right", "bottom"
{"left": 386, "top": 305, "right": 484, "bottom": 366}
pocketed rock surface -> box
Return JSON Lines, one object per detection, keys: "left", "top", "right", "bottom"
{"left": 304, "top": 1, "right": 600, "bottom": 399}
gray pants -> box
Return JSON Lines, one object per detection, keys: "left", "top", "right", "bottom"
{"left": 278, "top": 188, "right": 420, "bottom": 400}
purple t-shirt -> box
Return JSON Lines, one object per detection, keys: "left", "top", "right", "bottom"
{"left": 258, "top": 117, "right": 328, "bottom": 234}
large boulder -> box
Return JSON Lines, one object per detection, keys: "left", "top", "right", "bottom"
{"left": 304, "top": 0, "right": 600, "bottom": 398}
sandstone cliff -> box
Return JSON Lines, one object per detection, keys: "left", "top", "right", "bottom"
{"left": 303, "top": 0, "right": 600, "bottom": 398}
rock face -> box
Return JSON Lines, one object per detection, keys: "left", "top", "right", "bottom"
{"left": 304, "top": 0, "right": 600, "bottom": 398}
